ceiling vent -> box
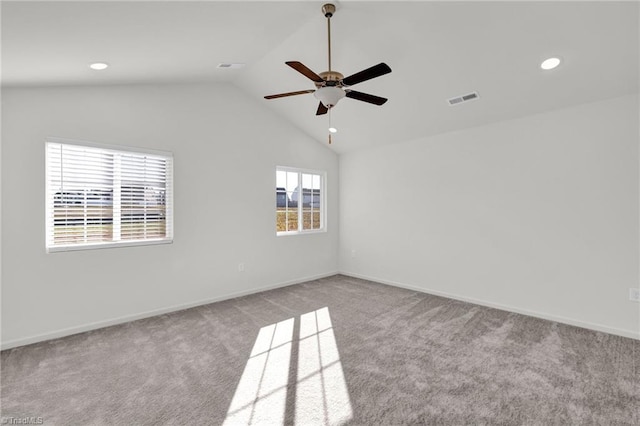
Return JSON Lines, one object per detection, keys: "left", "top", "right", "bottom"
{"left": 217, "top": 63, "right": 245, "bottom": 69}
{"left": 447, "top": 91, "right": 479, "bottom": 106}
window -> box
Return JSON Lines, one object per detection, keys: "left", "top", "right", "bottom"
{"left": 45, "top": 138, "right": 173, "bottom": 252}
{"left": 276, "top": 167, "right": 325, "bottom": 235}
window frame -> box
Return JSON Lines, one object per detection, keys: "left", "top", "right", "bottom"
{"left": 276, "top": 166, "right": 327, "bottom": 236}
{"left": 45, "top": 137, "right": 174, "bottom": 253}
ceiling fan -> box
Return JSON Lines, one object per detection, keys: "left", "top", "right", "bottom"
{"left": 264, "top": 3, "right": 392, "bottom": 116}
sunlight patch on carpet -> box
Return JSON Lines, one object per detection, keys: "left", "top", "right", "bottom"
{"left": 223, "top": 317, "right": 294, "bottom": 425}
{"left": 223, "top": 307, "right": 353, "bottom": 426}
{"left": 296, "top": 307, "right": 353, "bottom": 425}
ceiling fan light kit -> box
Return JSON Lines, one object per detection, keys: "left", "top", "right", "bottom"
{"left": 314, "top": 86, "right": 346, "bottom": 108}
{"left": 264, "top": 3, "right": 392, "bottom": 143}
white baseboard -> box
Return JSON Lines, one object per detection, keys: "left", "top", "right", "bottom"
{"left": 340, "top": 271, "right": 640, "bottom": 341}
{"left": 0, "top": 271, "right": 339, "bottom": 351}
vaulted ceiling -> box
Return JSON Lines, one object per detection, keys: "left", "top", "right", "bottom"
{"left": 2, "top": 1, "right": 638, "bottom": 153}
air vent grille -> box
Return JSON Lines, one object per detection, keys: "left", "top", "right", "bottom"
{"left": 447, "top": 91, "right": 479, "bottom": 106}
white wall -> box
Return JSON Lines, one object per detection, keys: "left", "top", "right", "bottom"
{"left": 1, "top": 83, "right": 339, "bottom": 348}
{"left": 340, "top": 94, "right": 639, "bottom": 339}
{"left": 3, "top": 86, "right": 638, "bottom": 347}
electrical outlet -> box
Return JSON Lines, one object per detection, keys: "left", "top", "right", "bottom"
{"left": 630, "top": 288, "right": 640, "bottom": 302}
{"left": 351, "top": 249, "right": 356, "bottom": 258}
{"left": 238, "top": 263, "right": 245, "bottom": 272}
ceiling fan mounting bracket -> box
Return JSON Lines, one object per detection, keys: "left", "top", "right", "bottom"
{"left": 322, "top": 4, "right": 336, "bottom": 18}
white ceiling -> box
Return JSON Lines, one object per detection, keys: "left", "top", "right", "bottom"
{"left": 2, "top": 1, "right": 638, "bottom": 154}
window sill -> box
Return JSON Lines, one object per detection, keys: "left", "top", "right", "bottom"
{"left": 46, "top": 238, "right": 173, "bottom": 253}
{"left": 277, "top": 229, "right": 327, "bottom": 237}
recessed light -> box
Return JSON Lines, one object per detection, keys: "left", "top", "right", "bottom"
{"left": 89, "top": 62, "right": 109, "bottom": 70}
{"left": 329, "top": 127, "right": 337, "bottom": 133}
{"left": 540, "top": 57, "right": 561, "bottom": 70}
{"left": 217, "top": 63, "right": 245, "bottom": 69}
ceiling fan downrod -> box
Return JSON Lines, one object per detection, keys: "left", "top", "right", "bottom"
{"left": 323, "top": 4, "right": 336, "bottom": 73}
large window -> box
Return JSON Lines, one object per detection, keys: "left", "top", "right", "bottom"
{"left": 276, "top": 167, "right": 325, "bottom": 235}
{"left": 45, "top": 138, "right": 173, "bottom": 252}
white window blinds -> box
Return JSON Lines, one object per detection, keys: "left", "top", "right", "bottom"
{"left": 46, "top": 139, "right": 173, "bottom": 252}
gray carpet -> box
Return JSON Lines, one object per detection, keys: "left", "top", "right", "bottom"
{"left": 1, "top": 275, "right": 638, "bottom": 425}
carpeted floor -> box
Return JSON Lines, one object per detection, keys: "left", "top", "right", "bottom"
{"left": 1, "top": 275, "right": 638, "bottom": 425}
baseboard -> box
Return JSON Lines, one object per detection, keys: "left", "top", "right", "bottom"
{"left": 0, "top": 271, "right": 339, "bottom": 351}
{"left": 339, "top": 271, "right": 640, "bottom": 341}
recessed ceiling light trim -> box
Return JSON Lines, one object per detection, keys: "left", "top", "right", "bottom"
{"left": 89, "top": 62, "right": 109, "bottom": 70}
{"left": 217, "top": 63, "right": 245, "bottom": 69}
{"left": 540, "top": 57, "right": 561, "bottom": 70}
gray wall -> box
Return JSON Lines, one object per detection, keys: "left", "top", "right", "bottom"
{"left": 339, "top": 95, "right": 639, "bottom": 338}
{"left": 1, "top": 83, "right": 339, "bottom": 348}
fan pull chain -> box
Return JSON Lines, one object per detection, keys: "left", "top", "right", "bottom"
{"left": 328, "top": 108, "right": 332, "bottom": 144}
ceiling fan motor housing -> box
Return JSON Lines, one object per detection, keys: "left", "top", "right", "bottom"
{"left": 317, "top": 71, "right": 344, "bottom": 88}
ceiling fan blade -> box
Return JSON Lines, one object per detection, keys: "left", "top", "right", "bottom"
{"left": 345, "top": 90, "right": 388, "bottom": 106}
{"left": 264, "top": 89, "right": 315, "bottom": 100}
{"left": 316, "top": 102, "right": 328, "bottom": 116}
{"left": 342, "top": 63, "right": 392, "bottom": 86}
{"left": 286, "top": 61, "right": 324, "bottom": 83}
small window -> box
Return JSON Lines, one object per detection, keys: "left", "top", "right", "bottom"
{"left": 276, "top": 167, "right": 325, "bottom": 235}
{"left": 45, "top": 138, "right": 173, "bottom": 252}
